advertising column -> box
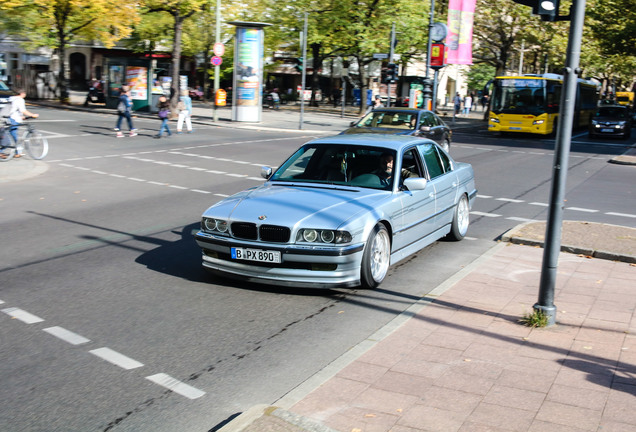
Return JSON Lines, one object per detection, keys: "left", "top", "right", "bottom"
{"left": 228, "top": 22, "right": 271, "bottom": 122}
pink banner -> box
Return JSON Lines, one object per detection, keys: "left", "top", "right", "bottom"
{"left": 446, "top": 0, "right": 476, "bottom": 64}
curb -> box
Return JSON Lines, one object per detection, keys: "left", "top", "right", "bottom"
{"left": 609, "top": 146, "right": 636, "bottom": 165}
{"left": 501, "top": 220, "right": 636, "bottom": 264}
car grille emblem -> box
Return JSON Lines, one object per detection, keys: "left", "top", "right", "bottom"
{"left": 258, "top": 215, "right": 267, "bottom": 220}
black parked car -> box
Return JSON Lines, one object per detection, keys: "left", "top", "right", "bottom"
{"left": 341, "top": 107, "right": 452, "bottom": 152}
{"left": 589, "top": 105, "right": 633, "bottom": 139}
{"left": 0, "top": 80, "right": 12, "bottom": 111}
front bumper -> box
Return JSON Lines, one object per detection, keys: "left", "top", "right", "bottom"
{"left": 194, "top": 231, "right": 366, "bottom": 288}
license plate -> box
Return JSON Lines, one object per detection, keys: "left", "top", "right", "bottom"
{"left": 509, "top": 127, "right": 521, "bottom": 130}
{"left": 601, "top": 128, "right": 614, "bottom": 133}
{"left": 231, "top": 247, "right": 281, "bottom": 263}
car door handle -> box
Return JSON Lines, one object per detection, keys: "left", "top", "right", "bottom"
{"left": 452, "top": 182, "right": 457, "bottom": 187}
{"left": 429, "top": 193, "right": 435, "bottom": 199}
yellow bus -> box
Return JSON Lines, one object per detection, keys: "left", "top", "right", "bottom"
{"left": 615, "top": 91, "right": 634, "bottom": 107}
{"left": 488, "top": 74, "right": 599, "bottom": 135}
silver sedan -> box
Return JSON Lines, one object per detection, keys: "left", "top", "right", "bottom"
{"left": 194, "top": 134, "right": 476, "bottom": 289}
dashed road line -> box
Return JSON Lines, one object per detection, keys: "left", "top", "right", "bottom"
{"left": 90, "top": 347, "right": 144, "bottom": 370}
{"left": 566, "top": 207, "right": 599, "bottom": 213}
{"left": 146, "top": 373, "right": 206, "bottom": 400}
{"left": 606, "top": 212, "right": 636, "bottom": 219}
{"left": 496, "top": 198, "right": 524, "bottom": 203}
{"left": 471, "top": 211, "right": 501, "bottom": 218}
{"left": 2, "top": 307, "right": 45, "bottom": 324}
{"left": 43, "top": 326, "right": 91, "bottom": 345}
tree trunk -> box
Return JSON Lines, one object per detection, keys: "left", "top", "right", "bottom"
{"left": 171, "top": 11, "right": 184, "bottom": 113}
{"left": 57, "top": 39, "right": 69, "bottom": 104}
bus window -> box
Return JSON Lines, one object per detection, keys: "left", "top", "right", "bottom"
{"left": 546, "top": 83, "right": 561, "bottom": 114}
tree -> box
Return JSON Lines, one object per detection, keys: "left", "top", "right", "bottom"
{"left": 144, "top": 0, "right": 211, "bottom": 110}
{"left": 0, "top": 0, "right": 141, "bottom": 102}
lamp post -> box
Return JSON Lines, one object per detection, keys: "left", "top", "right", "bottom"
{"left": 422, "top": 0, "right": 436, "bottom": 110}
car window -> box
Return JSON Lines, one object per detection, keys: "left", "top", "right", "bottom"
{"left": 435, "top": 146, "right": 452, "bottom": 172}
{"left": 597, "top": 107, "right": 627, "bottom": 119}
{"left": 400, "top": 148, "right": 424, "bottom": 183}
{"left": 421, "top": 112, "right": 435, "bottom": 127}
{"left": 418, "top": 144, "right": 445, "bottom": 179}
{"left": 271, "top": 144, "right": 396, "bottom": 190}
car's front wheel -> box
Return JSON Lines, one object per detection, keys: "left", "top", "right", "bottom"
{"left": 447, "top": 194, "right": 469, "bottom": 241}
{"left": 360, "top": 224, "right": 391, "bottom": 289}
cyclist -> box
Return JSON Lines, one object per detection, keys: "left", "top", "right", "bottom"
{"left": 1, "top": 88, "right": 39, "bottom": 159}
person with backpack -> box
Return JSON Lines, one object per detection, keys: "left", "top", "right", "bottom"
{"left": 114, "top": 86, "right": 137, "bottom": 138}
{"left": 154, "top": 95, "right": 172, "bottom": 139}
{"left": 1, "top": 88, "right": 39, "bottom": 158}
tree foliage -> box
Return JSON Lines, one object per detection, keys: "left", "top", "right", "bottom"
{"left": 1, "top": 0, "right": 141, "bottom": 102}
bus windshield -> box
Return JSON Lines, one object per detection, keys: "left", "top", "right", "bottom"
{"left": 491, "top": 79, "right": 547, "bottom": 116}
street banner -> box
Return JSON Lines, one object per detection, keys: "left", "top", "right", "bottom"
{"left": 446, "top": 0, "right": 476, "bottom": 64}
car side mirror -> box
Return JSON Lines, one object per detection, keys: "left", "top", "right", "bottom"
{"left": 261, "top": 166, "right": 273, "bottom": 179}
{"left": 419, "top": 125, "right": 431, "bottom": 132}
{"left": 402, "top": 177, "right": 428, "bottom": 191}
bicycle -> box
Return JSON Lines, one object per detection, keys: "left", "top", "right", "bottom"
{"left": 0, "top": 116, "right": 49, "bottom": 162}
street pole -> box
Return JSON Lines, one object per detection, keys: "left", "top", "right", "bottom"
{"left": 213, "top": 0, "right": 221, "bottom": 122}
{"left": 535, "top": 0, "right": 587, "bottom": 326}
{"left": 299, "top": 13, "right": 308, "bottom": 130}
{"left": 422, "top": 0, "right": 435, "bottom": 110}
{"left": 388, "top": 23, "right": 396, "bottom": 108}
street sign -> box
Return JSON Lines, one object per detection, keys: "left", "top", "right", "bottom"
{"left": 213, "top": 42, "right": 225, "bottom": 57}
{"left": 373, "top": 53, "right": 388, "bottom": 60}
{"left": 211, "top": 56, "right": 223, "bottom": 66}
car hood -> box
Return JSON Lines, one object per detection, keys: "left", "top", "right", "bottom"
{"left": 204, "top": 182, "right": 389, "bottom": 229}
{"left": 341, "top": 127, "right": 414, "bottom": 136}
{"left": 593, "top": 116, "right": 628, "bottom": 123}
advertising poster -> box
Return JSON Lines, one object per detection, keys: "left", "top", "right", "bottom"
{"left": 236, "top": 27, "right": 262, "bottom": 107}
{"left": 446, "top": 0, "right": 476, "bottom": 64}
{"left": 109, "top": 65, "right": 123, "bottom": 97}
{"left": 126, "top": 66, "right": 148, "bottom": 100}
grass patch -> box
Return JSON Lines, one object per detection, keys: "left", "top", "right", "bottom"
{"left": 519, "top": 309, "right": 549, "bottom": 328}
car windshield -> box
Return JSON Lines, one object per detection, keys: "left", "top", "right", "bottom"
{"left": 356, "top": 111, "right": 417, "bottom": 131}
{"left": 596, "top": 107, "right": 627, "bottom": 119}
{"left": 270, "top": 144, "right": 397, "bottom": 190}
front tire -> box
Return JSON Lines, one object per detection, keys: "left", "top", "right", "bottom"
{"left": 448, "top": 194, "right": 469, "bottom": 241}
{"left": 24, "top": 131, "right": 48, "bottom": 160}
{"left": 441, "top": 136, "right": 451, "bottom": 153}
{"left": 360, "top": 224, "right": 391, "bottom": 289}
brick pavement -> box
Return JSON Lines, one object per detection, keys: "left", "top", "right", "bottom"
{"left": 222, "top": 241, "right": 636, "bottom": 432}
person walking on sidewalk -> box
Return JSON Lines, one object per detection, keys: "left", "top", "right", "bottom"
{"left": 115, "top": 86, "right": 137, "bottom": 138}
{"left": 453, "top": 92, "right": 462, "bottom": 118}
{"left": 462, "top": 94, "right": 472, "bottom": 115}
{"left": 154, "top": 95, "right": 172, "bottom": 139}
{"left": 176, "top": 89, "right": 193, "bottom": 134}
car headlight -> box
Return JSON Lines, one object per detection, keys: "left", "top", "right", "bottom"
{"left": 202, "top": 217, "right": 229, "bottom": 235}
{"left": 617, "top": 121, "right": 626, "bottom": 127}
{"left": 490, "top": 118, "right": 500, "bottom": 123}
{"left": 533, "top": 120, "right": 544, "bottom": 125}
{"left": 297, "top": 229, "right": 352, "bottom": 244}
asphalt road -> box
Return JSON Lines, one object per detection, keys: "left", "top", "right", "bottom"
{"left": 0, "top": 106, "right": 634, "bottom": 432}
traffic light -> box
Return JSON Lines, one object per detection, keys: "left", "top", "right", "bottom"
{"left": 512, "top": 0, "right": 562, "bottom": 22}
{"left": 386, "top": 63, "right": 398, "bottom": 83}
{"left": 295, "top": 57, "right": 303, "bottom": 72}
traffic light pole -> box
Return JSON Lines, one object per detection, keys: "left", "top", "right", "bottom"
{"left": 535, "top": 0, "right": 587, "bottom": 326}
{"left": 299, "top": 13, "right": 308, "bottom": 130}
{"left": 213, "top": 0, "right": 221, "bottom": 122}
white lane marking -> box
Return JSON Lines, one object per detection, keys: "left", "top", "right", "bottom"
{"left": 566, "top": 207, "right": 599, "bottom": 213}
{"left": 191, "top": 189, "right": 212, "bottom": 194}
{"left": 90, "top": 347, "right": 144, "bottom": 370}
{"left": 464, "top": 236, "right": 478, "bottom": 241}
{"left": 496, "top": 198, "right": 524, "bottom": 203}
{"left": 0, "top": 299, "right": 4, "bottom": 304}
{"left": 477, "top": 194, "right": 493, "bottom": 199}
{"left": 507, "top": 217, "right": 539, "bottom": 222}
{"left": 128, "top": 177, "right": 146, "bottom": 182}
{"left": 227, "top": 173, "right": 248, "bottom": 178}
{"left": 529, "top": 202, "right": 549, "bottom": 207}
{"left": 146, "top": 373, "right": 206, "bottom": 399}
{"left": 169, "top": 185, "right": 188, "bottom": 190}
{"left": 214, "top": 193, "right": 229, "bottom": 198}
{"left": 43, "top": 326, "right": 91, "bottom": 345}
{"left": 471, "top": 211, "right": 501, "bottom": 218}
{"left": 606, "top": 212, "right": 636, "bottom": 218}
{"left": 2, "top": 307, "right": 45, "bottom": 324}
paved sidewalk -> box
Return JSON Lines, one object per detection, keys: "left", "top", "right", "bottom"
{"left": 220, "top": 223, "right": 636, "bottom": 432}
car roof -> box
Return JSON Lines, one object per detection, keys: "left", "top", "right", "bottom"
{"left": 371, "top": 107, "right": 434, "bottom": 115}
{"left": 307, "top": 133, "right": 436, "bottom": 151}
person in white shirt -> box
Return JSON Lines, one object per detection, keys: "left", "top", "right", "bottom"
{"left": 2, "top": 88, "right": 39, "bottom": 158}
